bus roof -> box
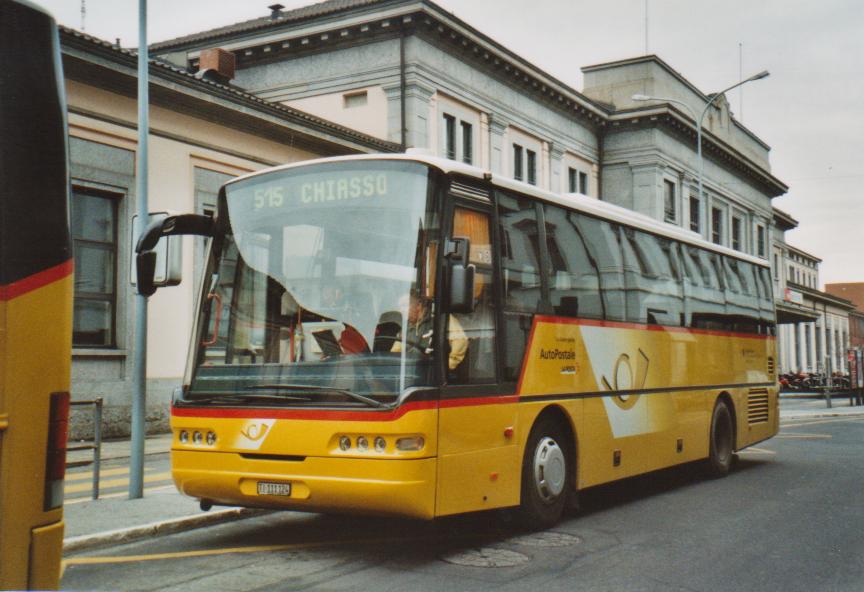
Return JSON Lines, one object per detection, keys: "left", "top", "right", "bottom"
{"left": 227, "top": 153, "right": 770, "bottom": 268}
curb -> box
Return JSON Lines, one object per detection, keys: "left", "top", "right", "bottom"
{"left": 63, "top": 507, "right": 268, "bottom": 554}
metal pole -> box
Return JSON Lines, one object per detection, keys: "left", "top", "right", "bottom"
{"left": 92, "top": 398, "right": 102, "bottom": 500}
{"left": 130, "top": 0, "right": 148, "bottom": 499}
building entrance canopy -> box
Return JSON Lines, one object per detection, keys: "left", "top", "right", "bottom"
{"left": 776, "top": 302, "right": 819, "bottom": 324}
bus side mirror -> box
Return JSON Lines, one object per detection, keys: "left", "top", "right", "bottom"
{"left": 135, "top": 213, "right": 215, "bottom": 297}
{"left": 445, "top": 237, "right": 476, "bottom": 314}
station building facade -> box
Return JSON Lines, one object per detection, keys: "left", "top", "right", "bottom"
{"left": 770, "top": 210, "right": 853, "bottom": 375}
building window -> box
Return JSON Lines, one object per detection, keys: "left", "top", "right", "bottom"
{"left": 461, "top": 121, "right": 473, "bottom": 165}
{"left": 513, "top": 144, "right": 523, "bottom": 181}
{"left": 71, "top": 188, "right": 118, "bottom": 347}
{"left": 664, "top": 179, "right": 676, "bottom": 223}
{"left": 579, "top": 171, "right": 588, "bottom": 194}
{"left": 757, "top": 225, "right": 766, "bottom": 257}
{"left": 711, "top": 207, "right": 723, "bottom": 245}
{"left": 690, "top": 196, "right": 700, "bottom": 233}
{"left": 568, "top": 167, "right": 577, "bottom": 193}
{"left": 343, "top": 90, "right": 368, "bottom": 108}
{"left": 788, "top": 265, "right": 794, "bottom": 283}
{"left": 773, "top": 254, "right": 779, "bottom": 279}
{"left": 526, "top": 149, "right": 537, "bottom": 185}
{"left": 443, "top": 114, "right": 456, "bottom": 160}
{"left": 731, "top": 216, "right": 742, "bottom": 250}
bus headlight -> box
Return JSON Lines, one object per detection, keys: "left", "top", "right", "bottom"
{"left": 193, "top": 431, "right": 203, "bottom": 445}
{"left": 338, "top": 436, "right": 351, "bottom": 451}
{"left": 357, "top": 436, "right": 369, "bottom": 451}
{"left": 374, "top": 436, "right": 386, "bottom": 453}
{"left": 179, "top": 430, "right": 189, "bottom": 444}
{"left": 206, "top": 431, "right": 217, "bottom": 446}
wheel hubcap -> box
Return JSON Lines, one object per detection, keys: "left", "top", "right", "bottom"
{"left": 533, "top": 436, "right": 566, "bottom": 503}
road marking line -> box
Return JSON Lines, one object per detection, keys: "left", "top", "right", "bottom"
{"left": 62, "top": 536, "right": 439, "bottom": 569}
{"left": 66, "top": 467, "right": 156, "bottom": 482}
{"left": 739, "top": 447, "right": 776, "bottom": 455}
{"left": 781, "top": 417, "right": 864, "bottom": 428}
{"left": 64, "top": 485, "right": 176, "bottom": 505}
{"left": 65, "top": 471, "right": 172, "bottom": 494}
{"left": 775, "top": 433, "right": 832, "bottom": 439}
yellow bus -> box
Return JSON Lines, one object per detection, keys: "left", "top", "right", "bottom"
{"left": 0, "top": 1, "right": 72, "bottom": 588}
{"left": 138, "top": 154, "right": 778, "bottom": 528}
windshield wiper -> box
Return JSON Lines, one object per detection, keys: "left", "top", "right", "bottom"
{"left": 248, "top": 384, "right": 384, "bottom": 408}
{"left": 186, "top": 393, "right": 313, "bottom": 405}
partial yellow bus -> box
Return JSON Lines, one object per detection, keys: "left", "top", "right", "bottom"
{"left": 138, "top": 154, "right": 778, "bottom": 528}
{"left": 0, "top": 1, "right": 72, "bottom": 588}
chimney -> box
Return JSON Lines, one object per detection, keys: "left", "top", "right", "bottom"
{"left": 197, "top": 48, "right": 236, "bottom": 84}
{"left": 268, "top": 4, "right": 285, "bottom": 20}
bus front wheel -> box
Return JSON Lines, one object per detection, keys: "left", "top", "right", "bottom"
{"left": 517, "top": 416, "right": 570, "bottom": 529}
{"left": 706, "top": 399, "right": 734, "bottom": 478}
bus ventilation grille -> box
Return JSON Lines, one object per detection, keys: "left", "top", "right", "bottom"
{"left": 450, "top": 180, "right": 491, "bottom": 203}
{"left": 767, "top": 357, "right": 775, "bottom": 376}
{"left": 747, "top": 388, "right": 770, "bottom": 425}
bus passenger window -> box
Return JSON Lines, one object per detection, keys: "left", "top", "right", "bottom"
{"left": 544, "top": 205, "right": 602, "bottom": 320}
{"left": 572, "top": 215, "right": 625, "bottom": 322}
{"left": 498, "top": 192, "right": 542, "bottom": 381}
{"left": 451, "top": 207, "right": 497, "bottom": 383}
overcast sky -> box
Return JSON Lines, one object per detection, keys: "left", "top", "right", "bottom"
{"left": 39, "top": 0, "right": 863, "bottom": 287}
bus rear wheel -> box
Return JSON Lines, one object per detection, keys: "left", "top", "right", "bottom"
{"left": 517, "top": 416, "right": 570, "bottom": 530}
{"left": 706, "top": 399, "right": 734, "bottom": 478}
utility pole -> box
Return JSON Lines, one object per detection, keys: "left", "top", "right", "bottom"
{"left": 130, "top": 0, "right": 149, "bottom": 499}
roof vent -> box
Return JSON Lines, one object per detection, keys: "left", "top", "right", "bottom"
{"left": 196, "top": 48, "right": 235, "bottom": 85}
{"left": 268, "top": 3, "right": 285, "bottom": 20}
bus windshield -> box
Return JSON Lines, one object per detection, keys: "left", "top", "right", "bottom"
{"left": 188, "top": 160, "right": 440, "bottom": 405}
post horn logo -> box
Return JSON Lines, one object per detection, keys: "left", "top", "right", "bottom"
{"left": 240, "top": 423, "right": 270, "bottom": 442}
{"left": 601, "top": 348, "right": 649, "bottom": 410}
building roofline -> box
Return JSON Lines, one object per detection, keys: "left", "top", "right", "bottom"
{"left": 772, "top": 206, "right": 798, "bottom": 230}
{"left": 787, "top": 243, "right": 822, "bottom": 263}
{"left": 150, "top": 0, "right": 610, "bottom": 122}
{"left": 788, "top": 283, "right": 855, "bottom": 310}
{"left": 60, "top": 26, "right": 400, "bottom": 155}
{"left": 582, "top": 54, "right": 773, "bottom": 151}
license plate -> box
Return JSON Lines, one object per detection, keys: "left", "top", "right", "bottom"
{"left": 257, "top": 481, "right": 291, "bottom": 496}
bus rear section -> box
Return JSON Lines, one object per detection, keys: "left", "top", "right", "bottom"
{"left": 0, "top": 1, "right": 72, "bottom": 588}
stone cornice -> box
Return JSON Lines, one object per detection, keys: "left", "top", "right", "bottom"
{"left": 608, "top": 105, "right": 787, "bottom": 198}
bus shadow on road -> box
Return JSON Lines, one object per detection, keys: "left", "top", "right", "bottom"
{"left": 574, "top": 456, "right": 771, "bottom": 518}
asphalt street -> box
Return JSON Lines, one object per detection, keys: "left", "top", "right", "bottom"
{"left": 61, "top": 415, "right": 864, "bottom": 592}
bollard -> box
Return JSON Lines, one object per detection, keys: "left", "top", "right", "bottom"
{"left": 67, "top": 399, "right": 104, "bottom": 500}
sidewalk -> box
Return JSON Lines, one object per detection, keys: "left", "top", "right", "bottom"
{"left": 63, "top": 434, "right": 264, "bottom": 554}
{"left": 62, "top": 396, "right": 864, "bottom": 555}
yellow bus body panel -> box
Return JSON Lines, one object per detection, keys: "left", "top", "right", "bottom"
{"left": 171, "top": 406, "right": 439, "bottom": 519}
{"left": 518, "top": 318, "right": 778, "bottom": 488}
{"left": 0, "top": 274, "right": 72, "bottom": 590}
{"left": 172, "top": 317, "right": 778, "bottom": 520}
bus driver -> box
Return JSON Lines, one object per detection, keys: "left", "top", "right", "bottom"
{"left": 391, "top": 292, "right": 467, "bottom": 371}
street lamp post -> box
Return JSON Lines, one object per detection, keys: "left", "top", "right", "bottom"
{"left": 632, "top": 70, "right": 769, "bottom": 206}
